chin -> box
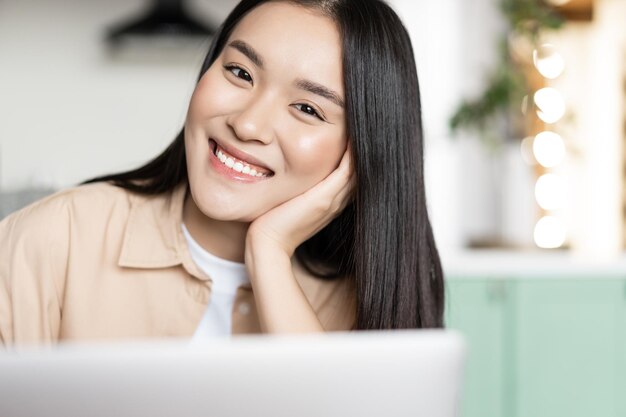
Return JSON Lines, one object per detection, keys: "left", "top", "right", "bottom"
{"left": 189, "top": 182, "right": 268, "bottom": 223}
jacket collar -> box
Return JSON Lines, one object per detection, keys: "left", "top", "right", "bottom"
{"left": 117, "top": 182, "right": 210, "bottom": 281}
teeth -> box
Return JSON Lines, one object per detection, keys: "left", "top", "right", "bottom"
{"left": 215, "top": 147, "right": 269, "bottom": 178}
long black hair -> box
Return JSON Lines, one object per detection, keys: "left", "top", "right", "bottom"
{"left": 83, "top": 0, "right": 445, "bottom": 329}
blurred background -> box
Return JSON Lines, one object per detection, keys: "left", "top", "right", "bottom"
{"left": 0, "top": 0, "right": 624, "bottom": 416}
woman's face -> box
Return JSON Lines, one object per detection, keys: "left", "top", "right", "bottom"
{"left": 184, "top": 1, "right": 347, "bottom": 223}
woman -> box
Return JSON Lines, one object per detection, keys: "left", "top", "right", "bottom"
{"left": 0, "top": 0, "right": 444, "bottom": 346}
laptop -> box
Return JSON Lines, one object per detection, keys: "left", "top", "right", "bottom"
{"left": 0, "top": 329, "right": 466, "bottom": 417}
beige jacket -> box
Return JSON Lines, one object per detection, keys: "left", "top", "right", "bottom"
{"left": 0, "top": 182, "right": 355, "bottom": 347}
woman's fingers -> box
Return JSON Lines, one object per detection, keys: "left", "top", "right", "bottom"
{"left": 314, "top": 146, "right": 353, "bottom": 198}
{"left": 246, "top": 144, "right": 356, "bottom": 255}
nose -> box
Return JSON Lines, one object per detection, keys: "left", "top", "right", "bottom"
{"left": 226, "top": 95, "right": 275, "bottom": 145}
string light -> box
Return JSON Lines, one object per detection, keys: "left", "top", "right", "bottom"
{"left": 535, "top": 173, "right": 566, "bottom": 210}
{"left": 533, "top": 44, "right": 565, "bottom": 79}
{"left": 533, "top": 131, "right": 565, "bottom": 168}
{"left": 534, "top": 87, "right": 566, "bottom": 124}
{"left": 534, "top": 216, "right": 567, "bottom": 249}
{"left": 531, "top": 42, "right": 567, "bottom": 249}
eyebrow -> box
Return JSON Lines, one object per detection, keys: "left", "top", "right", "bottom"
{"left": 294, "top": 78, "right": 345, "bottom": 109}
{"left": 228, "top": 40, "right": 264, "bottom": 68}
{"left": 227, "top": 39, "right": 345, "bottom": 109}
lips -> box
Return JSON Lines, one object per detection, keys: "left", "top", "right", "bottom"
{"left": 209, "top": 138, "right": 274, "bottom": 176}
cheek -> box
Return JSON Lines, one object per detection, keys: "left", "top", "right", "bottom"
{"left": 284, "top": 132, "right": 346, "bottom": 181}
{"left": 187, "top": 67, "right": 240, "bottom": 122}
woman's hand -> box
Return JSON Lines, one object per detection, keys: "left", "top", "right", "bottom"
{"left": 243, "top": 147, "right": 353, "bottom": 333}
{"left": 246, "top": 146, "right": 355, "bottom": 258}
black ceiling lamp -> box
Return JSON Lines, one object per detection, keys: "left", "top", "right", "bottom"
{"left": 106, "top": 0, "right": 216, "bottom": 47}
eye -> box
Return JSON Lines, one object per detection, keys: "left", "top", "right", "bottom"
{"left": 224, "top": 64, "right": 253, "bottom": 84}
{"left": 293, "top": 103, "right": 325, "bottom": 121}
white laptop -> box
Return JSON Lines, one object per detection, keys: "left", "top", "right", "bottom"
{"left": 0, "top": 329, "right": 466, "bottom": 417}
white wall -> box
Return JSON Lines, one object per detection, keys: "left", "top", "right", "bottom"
{"left": 0, "top": 0, "right": 238, "bottom": 190}
{"left": 390, "top": 0, "right": 508, "bottom": 254}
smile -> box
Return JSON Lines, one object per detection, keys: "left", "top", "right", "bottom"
{"left": 208, "top": 139, "right": 274, "bottom": 181}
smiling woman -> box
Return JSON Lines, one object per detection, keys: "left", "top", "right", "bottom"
{"left": 184, "top": 3, "right": 348, "bottom": 225}
{"left": 0, "top": 0, "right": 443, "bottom": 346}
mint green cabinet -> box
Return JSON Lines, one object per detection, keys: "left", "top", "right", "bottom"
{"left": 512, "top": 278, "right": 624, "bottom": 417}
{"left": 618, "top": 285, "right": 626, "bottom": 417}
{"left": 445, "top": 277, "right": 626, "bottom": 417}
{"left": 445, "top": 278, "right": 510, "bottom": 417}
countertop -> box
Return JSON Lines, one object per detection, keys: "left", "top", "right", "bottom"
{"left": 442, "top": 249, "right": 626, "bottom": 278}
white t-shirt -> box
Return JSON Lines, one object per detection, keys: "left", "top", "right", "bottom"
{"left": 181, "top": 223, "right": 250, "bottom": 340}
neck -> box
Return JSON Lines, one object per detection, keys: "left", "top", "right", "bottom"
{"left": 182, "top": 191, "right": 249, "bottom": 263}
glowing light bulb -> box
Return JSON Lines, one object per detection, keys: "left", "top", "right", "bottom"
{"left": 534, "top": 87, "right": 565, "bottom": 124}
{"left": 534, "top": 216, "right": 566, "bottom": 249}
{"left": 535, "top": 173, "right": 566, "bottom": 210}
{"left": 533, "top": 44, "right": 565, "bottom": 79}
{"left": 533, "top": 131, "right": 565, "bottom": 168}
